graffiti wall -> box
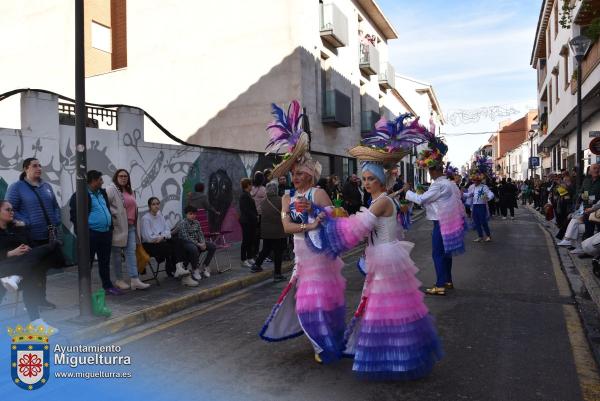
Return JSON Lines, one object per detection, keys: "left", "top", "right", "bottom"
{"left": 0, "top": 91, "right": 262, "bottom": 262}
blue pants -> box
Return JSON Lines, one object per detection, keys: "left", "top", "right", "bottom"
{"left": 89, "top": 229, "right": 113, "bottom": 289}
{"left": 472, "top": 204, "right": 491, "bottom": 238}
{"left": 432, "top": 221, "right": 452, "bottom": 287}
{"left": 111, "top": 225, "right": 139, "bottom": 279}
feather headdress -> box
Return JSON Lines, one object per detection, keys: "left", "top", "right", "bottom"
{"left": 470, "top": 155, "right": 493, "bottom": 180}
{"left": 349, "top": 113, "right": 432, "bottom": 163}
{"left": 444, "top": 162, "right": 459, "bottom": 179}
{"left": 265, "top": 100, "right": 319, "bottom": 179}
{"left": 265, "top": 100, "right": 304, "bottom": 154}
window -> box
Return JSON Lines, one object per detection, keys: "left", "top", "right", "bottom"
{"left": 549, "top": 82, "right": 553, "bottom": 112}
{"left": 552, "top": 65, "right": 559, "bottom": 103}
{"left": 547, "top": 25, "right": 551, "bottom": 57}
{"left": 91, "top": 21, "right": 111, "bottom": 53}
{"left": 554, "top": 1, "right": 559, "bottom": 38}
{"left": 555, "top": 72, "right": 560, "bottom": 103}
{"left": 561, "top": 46, "right": 569, "bottom": 89}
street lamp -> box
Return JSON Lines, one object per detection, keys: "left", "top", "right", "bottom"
{"left": 528, "top": 129, "right": 535, "bottom": 182}
{"left": 569, "top": 34, "right": 592, "bottom": 196}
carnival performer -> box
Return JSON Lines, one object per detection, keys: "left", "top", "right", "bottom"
{"left": 304, "top": 115, "right": 444, "bottom": 379}
{"left": 465, "top": 157, "right": 495, "bottom": 242}
{"left": 404, "top": 134, "right": 467, "bottom": 296}
{"left": 259, "top": 100, "right": 348, "bottom": 364}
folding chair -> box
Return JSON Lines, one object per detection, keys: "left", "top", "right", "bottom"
{"left": 138, "top": 246, "right": 166, "bottom": 286}
{"left": 195, "top": 209, "right": 232, "bottom": 273}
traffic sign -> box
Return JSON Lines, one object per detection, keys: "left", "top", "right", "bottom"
{"left": 590, "top": 137, "right": 600, "bottom": 155}
{"left": 529, "top": 157, "right": 540, "bottom": 167}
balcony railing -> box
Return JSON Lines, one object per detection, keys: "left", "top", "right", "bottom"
{"left": 537, "top": 64, "right": 547, "bottom": 92}
{"left": 378, "top": 62, "right": 395, "bottom": 90}
{"left": 322, "top": 89, "right": 351, "bottom": 127}
{"left": 359, "top": 43, "right": 380, "bottom": 76}
{"left": 582, "top": 39, "right": 600, "bottom": 85}
{"left": 360, "top": 111, "right": 380, "bottom": 133}
{"left": 319, "top": 2, "right": 348, "bottom": 48}
{"left": 58, "top": 102, "right": 117, "bottom": 129}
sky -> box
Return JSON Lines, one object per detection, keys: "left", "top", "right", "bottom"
{"left": 378, "top": 0, "right": 541, "bottom": 166}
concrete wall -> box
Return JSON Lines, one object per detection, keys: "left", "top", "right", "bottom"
{"left": 0, "top": 91, "right": 269, "bottom": 262}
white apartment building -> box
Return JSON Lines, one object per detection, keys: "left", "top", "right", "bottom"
{"left": 0, "top": 0, "right": 415, "bottom": 180}
{"left": 531, "top": 0, "right": 600, "bottom": 176}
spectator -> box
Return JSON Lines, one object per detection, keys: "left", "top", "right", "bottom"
{"left": 6, "top": 157, "right": 61, "bottom": 309}
{"left": 342, "top": 174, "right": 362, "bottom": 214}
{"left": 141, "top": 197, "right": 187, "bottom": 278}
{"left": 69, "top": 170, "right": 122, "bottom": 295}
{"left": 250, "top": 182, "right": 287, "bottom": 281}
{"left": 106, "top": 169, "right": 149, "bottom": 291}
{"left": 316, "top": 177, "right": 329, "bottom": 192}
{"left": 0, "top": 200, "right": 63, "bottom": 331}
{"left": 327, "top": 175, "right": 342, "bottom": 201}
{"left": 187, "top": 182, "right": 219, "bottom": 216}
{"left": 263, "top": 168, "right": 274, "bottom": 184}
{"left": 251, "top": 171, "right": 266, "bottom": 259}
{"left": 580, "top": 164, "right": 600, "bottom": 240}
{"left": 179, "top": 205, "right": 216, "bottom": 283}
{"left": 277, "top": 175, "right": 289, "bottom": 197}
{"left": 239, "top": 178, "right": 258, "bottom": 267}
{"left": 499, "top": 178, "right": 518, "bottom": 220}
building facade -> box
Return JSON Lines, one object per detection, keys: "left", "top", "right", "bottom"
{"left": 531, "top": 0, "right": 600, "bottom": 176}
{"left": 0, "top": 0, "right": 421, "bottom": 181}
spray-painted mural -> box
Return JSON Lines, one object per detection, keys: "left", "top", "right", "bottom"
{"left": 0, "top": 92, "right": 270, "bottom": 263}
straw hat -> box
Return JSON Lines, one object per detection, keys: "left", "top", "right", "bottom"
{"left": 348, "top": 145, "right": 408, "bottom": 165}
{"left": 271, "top": 132, "right": 309, "bottom": 178}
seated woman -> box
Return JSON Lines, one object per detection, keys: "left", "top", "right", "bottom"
{"left": 140, "top": 197, "right": 187, "bottom": 278}
{"left": 0, "top": 200, "right": 62, "bottom": 331}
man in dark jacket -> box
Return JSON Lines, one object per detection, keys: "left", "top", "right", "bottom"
{"left": 499, "top": 178, "right": 518, "bottom": 219}
{"left": 342, "top": 174, "right": 362, "bottom": 214}
{"left": 69, "top": 170, "right": 120, "bottom": 295}
{"left": 239, "top": 178, "right": 258, "bottom": 267}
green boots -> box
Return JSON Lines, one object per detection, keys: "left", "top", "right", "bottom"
{"left": 91, "top": 289, "right": 111, "bottom": 317}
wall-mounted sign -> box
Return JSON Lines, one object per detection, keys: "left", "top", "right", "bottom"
{"left": 590, "top": 137, "right": 600, "bottom": 155}
{"left": 590, "top": 131, "right": 600, "bottom": 138}
{"left": 529, "top": 157, "right": 540, "bottom": 167}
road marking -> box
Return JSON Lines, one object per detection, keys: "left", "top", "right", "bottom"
{"left": 539, "top": 223, "right": 571, "bottom": 297}
{"left": 114, "top": 246, "right": 365, "bottom": 347}
{"left": 540, "top": 221, "right": 600, "bottom": 399}
{"left": 563, "top": 305, "right": 600, "bottom": 401}
{"left": 114, "top": 292, "right": 251, "bottom": 346}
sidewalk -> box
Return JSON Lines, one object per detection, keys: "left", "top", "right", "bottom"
{"left": 527, "top": 204, "right": 600, "bottom": 364}
{"left": 1, "top": 208, "right": 425, "bottom": 344}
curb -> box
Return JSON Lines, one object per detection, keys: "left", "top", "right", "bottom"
{"left": 69, "top": 245, "right": 366, "bottom": 344}
{"left": 527, "top": 205, "right": 600, "bottom": 366}
{"left": 528, "top": 205, "right": 600, "bottom": 310}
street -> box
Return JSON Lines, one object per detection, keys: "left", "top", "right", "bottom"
{"left": 109, "top": 208, "right": 589, "bottom": 401}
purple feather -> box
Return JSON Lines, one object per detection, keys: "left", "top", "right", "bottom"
{"left": 265, "top": 100, "right": 305, "bottom": 153}
{"left": 361, "top": 113, "right": 434, "bottom": 153}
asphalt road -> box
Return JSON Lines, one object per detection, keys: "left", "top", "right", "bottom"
{"left": 114, "top": 207, "right": 588, "bottom": 401}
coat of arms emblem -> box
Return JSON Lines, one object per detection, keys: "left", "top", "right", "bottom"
{"left": 8, "top": 323, "right": 56, "bottom": 390}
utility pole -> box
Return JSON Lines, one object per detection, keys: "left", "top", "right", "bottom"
{"left": 75, "top": 0, "right": 92, "bottom": 318}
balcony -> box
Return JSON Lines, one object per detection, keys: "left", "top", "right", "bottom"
{"left": 319, "top": 2, "right": 348, "bottom": 48}
{"left": 360, "top": 111, "right": 380, "bottom": 133}
{"left": 322, "top": 90, "right": 351, "bottom": 127}
{"left": 359, "top": 43, "right": 380, "bottom": 76}
{"left": 582, "top": 39, "right": 600, "bottom": 85}
{"left": 378, "top": 62, "right": 395, "bottom": 90}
